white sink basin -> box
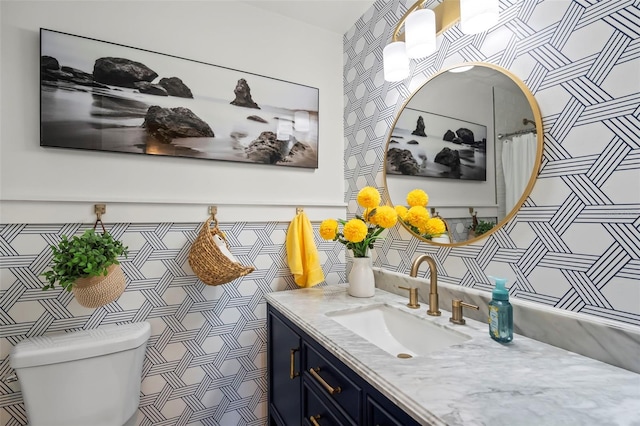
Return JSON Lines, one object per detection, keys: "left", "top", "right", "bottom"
{"left": 325, "top": 304, "right": 471, "bottom": 358}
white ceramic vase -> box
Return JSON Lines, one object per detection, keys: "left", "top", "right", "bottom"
{"left": 348, "top": 257, "right": 375, "bottom": 298}
{"left": 431, "top": 235, "right": 450, "bottom": 244}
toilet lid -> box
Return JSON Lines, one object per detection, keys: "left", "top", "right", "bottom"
{"left": 10, "top": 322, "right": 151, "bottom": 368}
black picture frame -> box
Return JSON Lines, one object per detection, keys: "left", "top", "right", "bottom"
{"left": 387, "top": 108, "right": 487, "bottom": 181}
{"left": 40, "top": 28, "right": 320, "bottom": 169}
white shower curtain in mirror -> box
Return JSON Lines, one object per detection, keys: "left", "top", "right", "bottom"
{"left": 502, "top": 132, "right": 537, "bottom": 213}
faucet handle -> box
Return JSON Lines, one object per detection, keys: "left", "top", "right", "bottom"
{"left": 398, "top": 286, "right": 420, "bottom": 309}
{"left": 449, "top": 299, "right": 479, "bottom": 325}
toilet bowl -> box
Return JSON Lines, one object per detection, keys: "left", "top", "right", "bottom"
{"left": 9, "top": 321, "right": 151, "bottom": 426}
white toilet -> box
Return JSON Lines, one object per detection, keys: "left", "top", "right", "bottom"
{"left": 9, "top": 321, "right": 151, "bottom": 426}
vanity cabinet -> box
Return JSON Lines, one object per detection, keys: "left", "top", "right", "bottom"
{"left": 267, "top": 304, "right": 421, "bottom": 426}
{"left": 267, "top": 309, "right": 301, "bottom": 426}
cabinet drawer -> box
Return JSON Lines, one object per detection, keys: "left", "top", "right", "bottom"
{"left": 303, "top": 380, "right": 351, "bottom": 426}
{"left": 367, "top": 396, "right": 403, "bottom": 426}
{"left": 303, "top": 342, "right": 362, "bottom": 423}
{"left": 366, "top": 395, "right": 421, "bottom": 426}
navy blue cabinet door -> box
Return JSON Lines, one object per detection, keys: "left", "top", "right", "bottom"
{"left": 268, "top": 308, "right": 301, "bottom": 426}
{"left": 268, "top": 304, "right": 421, "bottom": 426}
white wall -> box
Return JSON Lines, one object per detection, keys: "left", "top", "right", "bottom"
{"left": 0, "top": 0, "right": 345, "bottom": 223}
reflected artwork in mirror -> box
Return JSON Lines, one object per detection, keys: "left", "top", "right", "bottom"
{"left": 387, "top": 109, "right": 487, "bottom": 181}
{"left": 383, "top": 63, "right": 543, "bottom": 246}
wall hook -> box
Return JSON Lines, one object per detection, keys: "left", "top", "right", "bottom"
{"left": 208, "top": 205, "right": 218, "bottom": 220}
{"left": 94, "top": 204, "right": 106, "bottom": 221}
{"left": 93, "top": 204, "right": 107, "bottom": 233}
{"left": 296, "top": 207, "right": 304, "bottom": 215}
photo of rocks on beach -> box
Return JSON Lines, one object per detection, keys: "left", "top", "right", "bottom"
{"left": 386, "top": 108, "right": 487, "bottom": 181}
{"left": 40, "top": 29, "right": 319, "bottom": 168}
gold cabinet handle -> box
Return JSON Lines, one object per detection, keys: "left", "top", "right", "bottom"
{"left": 289, "top": 348, "right": 299, "bottom": 379}
{"left": 309, "top": 367, "right": 342, "bottom": 395}
{"left": 309, "top": 415, "right": 321, "bottom": 426}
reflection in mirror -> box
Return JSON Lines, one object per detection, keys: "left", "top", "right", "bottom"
{"left": 384, "top": 63, "right": 543, "bottom": 246}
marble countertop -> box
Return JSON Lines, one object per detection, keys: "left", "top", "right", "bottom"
{"left": 265, "top": 284, "right": 640, "bottom": 426}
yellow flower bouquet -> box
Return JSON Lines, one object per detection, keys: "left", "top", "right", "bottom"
{"left": 319, "top": 186, "right": 398, "bottom": 258}
{"left": 394, "top": 189, "right": 447, "bottom": 240}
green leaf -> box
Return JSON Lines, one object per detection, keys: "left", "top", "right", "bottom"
{"left": 40, "top": 228, "right": 128, "bottom": 291}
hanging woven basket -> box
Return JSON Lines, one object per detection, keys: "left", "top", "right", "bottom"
{"left": 72, "top": 263, "right": 127, "bottom": 308}
{"left": 189, "top": 218, "right": 254, "bottom": 286}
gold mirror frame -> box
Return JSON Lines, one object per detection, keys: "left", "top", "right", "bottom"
{"left": 383, "top": 62, "right": 544, "bottom": 246}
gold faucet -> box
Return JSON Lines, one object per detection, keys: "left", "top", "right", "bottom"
{"left": 449, "top": 299, "right": 479, "bottom": 325}
{"left": 398, "top": 286, "right": 420, "bottom": 309}
{"left": 410, "top": 254, "right": 440, "bottom": 316}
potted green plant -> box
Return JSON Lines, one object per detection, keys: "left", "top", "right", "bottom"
{"left": 469, "top": 220, "right": 495, "bottom": 238}
{"left": 42, "top": 228, "right": 129, "bottom": 308}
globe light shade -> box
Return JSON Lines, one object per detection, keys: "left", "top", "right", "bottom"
{"left": 383, "top": 41, "right": 409, "bottom": 82}
{"left": 460, "top": 0, "right": 499, "bottom": 34}
{"left": 405, "top": 8, "right": 436, "bottom": 59}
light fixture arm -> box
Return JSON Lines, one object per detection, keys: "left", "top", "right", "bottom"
{"left": 384, "top": 0, "right": 498, "bottom": 82}
{"left": 392, "top": 0, "right": 461, "bottom": 43}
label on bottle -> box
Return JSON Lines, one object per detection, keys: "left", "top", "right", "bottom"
{"left": 489, "top": 305, "right": 499, "bottom": 338}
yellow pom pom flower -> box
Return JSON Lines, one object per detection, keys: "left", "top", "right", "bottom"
{"left": 357, "top": 186, "right": 381, "bottom": 209}
{"left": 424, "top": 217, "right": 446, "bottom": 236}
{"left": 319, "top": 219, "right": 338, "bottom": 240}
{"left": 363, "top": 208, "right": 377, "bottom": 225}
{"left": 395, "top": 205, "right": 408, "bottom": 220}
{"left": 407, "top": 189, "right": 429, "bottom": 207}
{"left": 404, "top": 206, "right": 430, "bottom": 229}
{"left": 317, "top": 186, "right": 397, "bottom": 258}
{"left": 343, "top": 218, "right": 368, "bottom": 243}
{"left": 372, "top": 205, "right": 398, "bottom": 229}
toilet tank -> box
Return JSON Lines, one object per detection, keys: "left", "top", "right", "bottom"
{"left": 10, "top": 322, "right": 151, "bottom": 426}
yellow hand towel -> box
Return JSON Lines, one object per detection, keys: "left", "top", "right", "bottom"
{"left": 286, "top": 211, "right": 325, "bottom": 288}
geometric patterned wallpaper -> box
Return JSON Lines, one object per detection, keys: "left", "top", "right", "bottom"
{"left": 0, "top": 222, "right": 344, "bottom": 425}
{"left": 344, "top": 0, "right": 640, "bottom": 325}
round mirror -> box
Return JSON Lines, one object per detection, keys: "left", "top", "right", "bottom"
{"left": 383, "top": 63, "right": 543, "bottom": 245}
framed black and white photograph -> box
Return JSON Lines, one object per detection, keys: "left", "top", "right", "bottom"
{"left": 40, "top": 28, "right": 319, "bottom": 168}
{"left": 386, "top": 108, "right": 487, "bottom": 181}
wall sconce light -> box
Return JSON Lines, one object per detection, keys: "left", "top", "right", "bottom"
{"left": 383, "top": 0, "right": 499, "bottom": 82}
{"left": 383, "top": 41, "right": 410, "bottom": 82}
{"left": 405, "top": 8, "right": 436, "bottom": 59}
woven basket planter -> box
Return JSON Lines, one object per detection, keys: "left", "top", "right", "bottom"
{"left": 189, "top": 218, "right": 254, "bottom": 286}
{"left": 72, "top": 263, "right": 127, "bottom": 308}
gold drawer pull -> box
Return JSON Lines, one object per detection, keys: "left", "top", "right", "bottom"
{"left": 309, "top": 415, "right": 321, "bottom": 426}
{"left": 290, "top": 348, "right": 299, "bottom": 379}
{"left": 309, "top": 367, "right": 342, "bottom": 395}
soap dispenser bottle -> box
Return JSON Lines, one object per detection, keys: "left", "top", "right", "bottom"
{"left": 488, "top": 276, "right": 513, "bottom": 343}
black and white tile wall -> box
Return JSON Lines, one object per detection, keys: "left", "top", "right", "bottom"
{"left": 344, "top": 0, "right": 640, "bottom": 325}
{"left": 0, "top": 222, "right": 344, "bottom": 425}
